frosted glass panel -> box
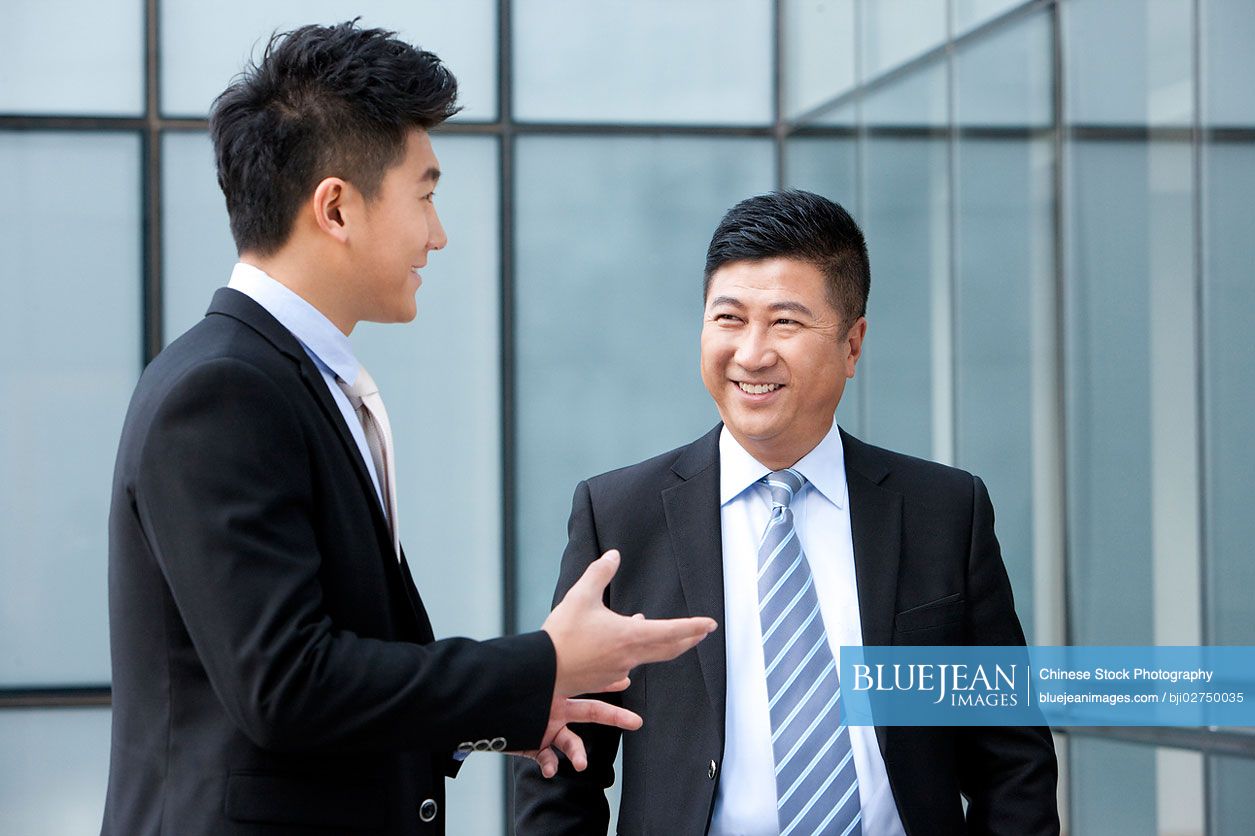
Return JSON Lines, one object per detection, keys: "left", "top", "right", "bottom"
{"left": 513, "top": 0, "right": 772, "bottom": 124}
{"left": 1, "top": 0, "right": 143, "bottom": 115}
{"left": 954, "top": 138, "right": 1053, "bottom": 644}
{"left": 1065, "top": 0, "right": 1193, "bottom": 126}
{"left": 955, "top": 10, "right": 1052, "bottom": 128}
{"left": 1203, "top": 0, "right": 1255, "bottom": 125}
{"left": 1065, "top": 141, "right": 1193, "bottom": 644}
{"left": 1209, "top": 753, "right": 1255, "bottom": 836}
{"left": 783, "top": 0, "right": 856, "bottom": 118}
{"left": 1070, "top": 738, "right": 1157, "bottom": 835}
{"left": 1203, "top": 143, "right": 1255, "bottom": 646}
{"left": 863, "top": 59, "right": 948, "bottom": 128}
{"left": 0, "top": 132, "right": 141, "bottom": 686}
{"left": 514, "top": 135, "right": 773, "bottom": 632}
{"left": 861, "top": 0, "right": 947, "bottom": 79}
{"left": 954, "top": 0, "right": 1024, "bottom": 35}
{"left": 860, "top": 135, "right": 947, "bottom": 460}
{"left": 784, "top": 136, "right": 865, "bottom": 440}
{"left": 162, "top": 132, "right": 235, "bottom": 342}
{"left": 0, "top": 709, "right": 111, "bottom": 834}
{"left": 160, "top": 1, "right": 497, "bottom": 120}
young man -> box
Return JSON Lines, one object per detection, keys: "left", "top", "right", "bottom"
{"left": 103, "top": 22, "right": 713, "bottom": 836}
{"left": 514, "top": 190, "right": 1059, "bottom": 835}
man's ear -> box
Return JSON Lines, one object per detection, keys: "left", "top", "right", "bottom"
{"left": 312, "top": 177, "right": 351, "bottom": 243}
{"left": 845, "top": 316, "right": 867, "bottom": 378}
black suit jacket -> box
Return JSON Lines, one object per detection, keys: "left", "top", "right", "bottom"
{"left": 104, "top": 288, "right": 555, "bottom": 835}
{"left": 514, "top": 424, "right": 1058, "bottom": 835}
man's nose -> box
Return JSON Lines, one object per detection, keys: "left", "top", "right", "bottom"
{"left": 733, "top": 327, "right": 776, "bottom": 370}
{"left": 428, "top": 206, "right": 448, "bottom": 251}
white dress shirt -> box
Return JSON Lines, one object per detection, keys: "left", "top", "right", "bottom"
{"left": 226, "top": 262, "right": 387, "bottom": 515}
{"left": 709, "top": 422, "right": 907, "bottom": 836}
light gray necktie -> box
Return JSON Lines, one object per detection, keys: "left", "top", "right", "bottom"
{"left": 758, "top": 468, "right": 861, "bottom": 836}
{"left": 337, "top": 367, "right": 400, "bottom": 560}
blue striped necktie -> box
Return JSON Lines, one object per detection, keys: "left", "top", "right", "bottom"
{"left": 757, "top": 469, "right": 861, "bottom": 836}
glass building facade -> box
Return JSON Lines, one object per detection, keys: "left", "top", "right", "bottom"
{"left": 1, "top": 1, "right": 1251, "bottom": 833}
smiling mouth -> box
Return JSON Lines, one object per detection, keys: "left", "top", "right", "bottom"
{"left": 737, "top": 382, "right": 783, "bottom": 394}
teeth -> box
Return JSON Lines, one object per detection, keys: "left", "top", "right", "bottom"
{"left": 738, "top": 382, "right": 781, "bottom": 394}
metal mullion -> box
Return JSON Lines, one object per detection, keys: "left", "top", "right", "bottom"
{"left": 142, "top": 0, "right": 162, "bottom": 362}
{"left": 0, "top": 687, "right": 111, "bottom": 709}
{"left": 773, "top": 0, "right": 785, "bottom": 187}
{"left": 499, "top": 0, "right": 517, "bottom": 830}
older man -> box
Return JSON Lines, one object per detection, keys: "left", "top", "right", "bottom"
{"left": 514, "top": 190, "right": 1058, "bottom": 835}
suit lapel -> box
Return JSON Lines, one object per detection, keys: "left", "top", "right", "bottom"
{"left": 205, "top": 288, "right": 396, "bottom": 566}
{"left": 662, "top": 425, "right": 727, "bottom": 740}
{"left": 841, "top": 429, "right": 903, "bottom": 757}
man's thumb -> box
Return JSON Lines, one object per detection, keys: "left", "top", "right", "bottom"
{"left": 573, "top": 549, "right": 620, "bottom": 599}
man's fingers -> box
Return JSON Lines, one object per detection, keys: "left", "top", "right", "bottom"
{"left": 535, "top": 747, "right": 558, "bottom": 778}
{"left": 564, "top": 549, "right": 621, "bottom": 604}
{"left": 594, "top": 676, "right": 631, "bottom": 694}
{"left": 562, "top": 698, "right": 643, "bottom": 731}
{"left": 551, "top": 726, "right": 587, "bottom": 772}
{"left": 625, "top": 615, "right": 718, "bottom": 664}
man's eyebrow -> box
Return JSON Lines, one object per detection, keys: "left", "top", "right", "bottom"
{"left": 420, "top": 166, "right": 441, "bottom": 184}
{"left": 707, "top": 295, "right": 745, "bottom": 309}
{"left": 769, "top": 300, "right": 815, "bottom": 318}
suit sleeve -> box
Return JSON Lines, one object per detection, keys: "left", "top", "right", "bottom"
{"left": 959, "top": 475, "right": 1060, "bottom": 835}
{"left": 513, "top": 479, "right": 620, "bottom": 835}
{"left": 133, "top": 358, "right": 555, "bottom": 754}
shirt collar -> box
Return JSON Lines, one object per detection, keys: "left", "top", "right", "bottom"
{"left": 718, "top": 420, "right": 848, "bottom": 509}
{"left": 227, "top": 262, "right": 361, "bottom": 384}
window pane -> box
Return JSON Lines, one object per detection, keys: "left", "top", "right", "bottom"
{"left": 1202, "top": 0, "right": 1255, "bottom": 125}
{"left": 0, "top": 708, "right": 111, "bottom": 834}
{"left": 783, "top": 0, "right": 856, "bottom": 118}
{"left": 161, "top": 133, "right": 506, "bottom": 835}
{"left": 953, "top": 139, "right": 1053, "bottom": 644}
{"left": 1065, "top": 141, "right": 1194, "bottom": 645}
{"left": 1202, "top": 143, "right": 1255, "bottom": 646}
{"left": 1, "top": 1, "right": 143, "bottom": 115}
{"left": 1208, "top": 753, "right": 1255, "bottom": 835}
{"left": 512, "top": 0, "right": 773, "bottom": 124}
{"left": 955, "top": 10, "right": 1052, "bottom": 128}
{"left": 954, "top": 0, "right": 1025, "bottom": 35}
{"left": 1073, "top": 739, "right": 1205, "bottom": 835}
{"left": 514, "top": 135, "right": 773, "bottom": 632}
{"left": 1064, "top": 0, "right": 1193, "bottom": 126}
{"left": 861, "top": 0, "right": 947, "bottom": 80}
{"left": 162, "top": 132, "right": 235, "bottom": 341}
{"left": 953, "top": 10, "right": 1054, "bottom": 645}
{"left": 783, "top": 135, "right": 865, "bottom": 439}
{"left": 863, "top": 59, "right": 948, "bottom": 128}
{"left": 160, "top": 1, "right": 498, "bottom": 120}
{"left": 859, "top": 61, "right": 949, "bottom": 461}
{"left": 0, "top": 132, "right": 141, "bottom": 686}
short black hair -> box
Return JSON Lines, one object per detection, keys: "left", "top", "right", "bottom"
{"left": 209, "top": 20, "right": 460, "bottom": 255}
{"left": 703, "top": 190, "right": 871, "bottom": 326}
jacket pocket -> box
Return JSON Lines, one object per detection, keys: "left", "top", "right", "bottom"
{"left": 894, "top": 592, "right": 965, "bottom": 634}
{"left": 224, "top": 770, "right": 385, "bottom": 830}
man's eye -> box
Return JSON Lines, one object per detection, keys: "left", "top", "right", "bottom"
{"left": 775, "top": 318, "right": 799, "bottom": 326}
{"left": 422, "top": 192, "right": 436, "bottom": 203}
{"left": 713, "top": 313, "right": 741, "bottom": 322}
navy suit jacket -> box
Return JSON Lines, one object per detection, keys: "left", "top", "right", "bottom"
{"left": 514, "top": 424, "right": 1058, "bottom": 835}
{"left": 104, "top": 288, "right": 555, "bottom": 835}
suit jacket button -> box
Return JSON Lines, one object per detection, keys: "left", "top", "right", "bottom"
{"left": 419, "top": 798, "right": 438, "bottom": 822}
{"left": 708, "top": 759, "right": 718, "bottom": 780}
